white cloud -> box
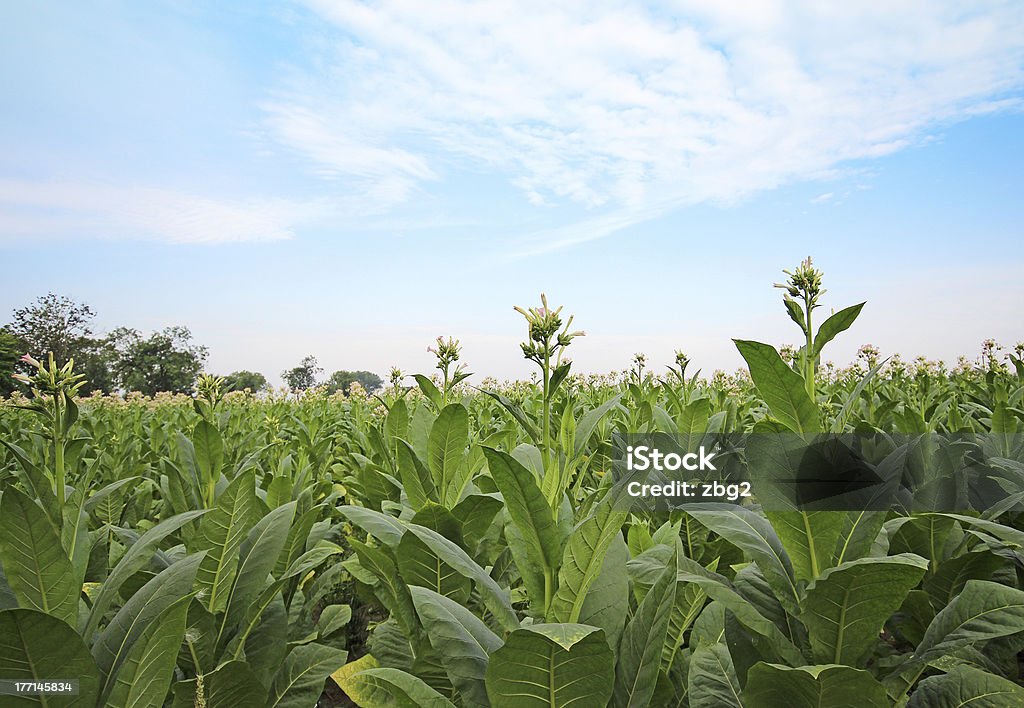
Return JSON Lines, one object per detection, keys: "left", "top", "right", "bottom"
{"left": 0, "top": 179, "right": 316, "bottom": 244}
{"left": 264, "top": 0, "right": 1024, "bottom": 250}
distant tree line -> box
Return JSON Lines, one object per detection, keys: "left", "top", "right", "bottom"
{"left": 280, "top": 355, "right": 382, "bottom": 395}
{"left": 1, "top": 293, "right": 382, "bottom": 397}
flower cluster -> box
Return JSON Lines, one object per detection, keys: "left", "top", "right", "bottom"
{"left": 514, "top": 293, "right": 585, "bottom": 367}
{"left": 774, "top": 256, "right": 826, "bottom": 311}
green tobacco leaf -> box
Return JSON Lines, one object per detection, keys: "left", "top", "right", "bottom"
{"left": 801, "top": 554, "right": 927, "bottom": 666}
{"left": 486, "top": 624, "right": 614, "bottom": 708}
{"left": 349, "top": 540, "right": 420, "bottom": 640}
{"left": 341, "top": 667, "right": 457, "bottom": 708}
{"left": 913, "top": 580, "right": 1024, "bottom": 666}
{"left": 220, "top": 501, "right": 296, "bottom": 642}
{"left": 548, "top": 483, "right": 630, "bottom": 624}
{"left": 404, "top": 523, "right": 519, "bottom": 632}
{"left": 908, "top": 665, "right": 1024, "bottom": 708}
{"left": 744, "top": 663, "right": 888, "bottom": 708}
{"left": 483, "top": 389, "right": 540, "bottom": 445}
{"left": 339, "top": 505, "right": 407, "bottom": 547}
{"left": 832, "top": 510, "right": 887, "bottom": 565}
{"left": 414, "top": 374, "right": 444, "bottom": 410}
{"left": 93, "top": 553, "right": 204, "bottom": 701}
{"left": 686, "top": 504, "right": 800, "bottom": 613}
{"left": 675, "top": 558, "right": 804, "bottom": 666}
{"left": 452, "top": 493, "right": 504, "bottom": 543}
{"left": 579, "top": 534, "right": 629, "bottom": 652}
{"left": 396, "top": 438, "right": 437, "bottom": 510}
{"left": 688, "top": 642, "right": 743, "bottom": 708}
{"left": 428, "top": 403, "right": 469, "bottom": 506}
{"left": 105, "top": 596, "right": 190, "bottom": 708}
{"left": 765, "top": 510, "right": 846, "bottom": 582}
{"left": 195, "top": 471, "right": 259, "bottom": 613}
{"left": 397, "top": 532, "right": 472, "bottom": 601}
{"left": 0, "top": 608, "right": 101, "bottom": 707}
{"left": 572, "top": 394, "right": 624, "bottom": 459}
{"left": 812, "top": 303, "right": 865, "bottom": 358}
{"left": 411, "top": 586, "right": 502, "bottom": 708}
{"left": 192, "top": 419, "right": 223, "bottom": 494}
{"left": 0, "top": 487, "right": 78, "bottom": 627}
{"left": 171, "top": 661, "right": 268, "bottom": 708}
{"left": 734, "top": 339, "right": 821, "bottom": 435}
{"left": 267, "top": 642, "right": 347, "bottom": 708}
{"left": 613, "top": 546, "right": 678, "bottom": 708}
{"left": 84, "top": 509, "right": 207, "bottom": 638}
{"left": 484, "top": 447, "right": 561, "bottom": 593}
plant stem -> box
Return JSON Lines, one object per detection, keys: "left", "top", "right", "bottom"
{"left": 53, "top": 392, "right": 66, "bottom": 511}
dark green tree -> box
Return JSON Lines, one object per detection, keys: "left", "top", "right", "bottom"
{"left": 282, "top": 355, "right": 321, "bottom": 392}
{"left": 0, "top": 328, "right": 26, "bottom": 396}
{"left": 223, "top": 370, "right": 268, "bottom": 393}
{"left": 7, "top": 293, "right": 96, "bottom": 366}
{"left": 325, "top": 370, "right": 383, "bottom": 395}
{"left": 115, "top": 326, "right": 209, "bottom": 395}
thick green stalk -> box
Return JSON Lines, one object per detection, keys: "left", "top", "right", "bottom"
{"left": 53, "top": 392, "right": 66, "bottom": 511}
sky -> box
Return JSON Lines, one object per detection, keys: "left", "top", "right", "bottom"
{"left": 1, "top": 1, "right": 1023, "bottom": 385}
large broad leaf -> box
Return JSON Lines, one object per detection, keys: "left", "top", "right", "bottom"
{"left": 912, "top": 580, "right": 1024, "bottom": 665}
{"left": 267, "top": 642, "right": 347, "bottom": 708}
{"left": 341, "top": 666, "right": 457, "bottom": 708}
{"left": 613, "top": 547, "right": 678, "bottom": 708}
{"left": 744, "top": 663, "right": 888, "bottom": 708}
{"left": 92, "top": 553, "right": 204, "bottom": 699}
{"left": 0, "top": 487, "right": 78, "bottom": 627}
{"left": 396, "top": 438, "right": 437, "bottom": 510}
{"left": 0, "top": 608, "right": 101, "bottom": 707}
{"left": 339, "top": 505, "right": 407, "bottom": 547}
{"left": 192, "top": 419, "right": 223, "bottom": 495}
{"left": 675, "top": 558, "right": 804, "bottom": 666}
{"left": 105, "top": 596, "right": 190, "bottom": 708}
{"left": 685, "top": 504, "right": 800, "bottom": 613}
{"left": 572, "top": 394, "right": 624, "bottom": 459}
{"left": 811, "top": 303, "right": 864, "bottom": 359}
{"left": 484, "top": 447, "right": 561, "bottom": 599}
{"left": 801, "top": 554, "right": 927, "bottom": 666}
{"left": 548, "top": 483, "right": 630, "bottom": 624}
{"left": 195, "top": 471, "right": 259, "bottom": 613}
{"left": 429, "top": 403, "right": 469, "bottom": 505}
{"left": 688, "top": 642, "right": 743, "bottom": 708}
{"left": 908, "top": 665, "right": 1024, "bottom": 707}
{"left": 734, "top": 339, "right": 821, "bottom": 435}
{"left": 485, "top": 624, "right": 614, "bottom": 708}
{"left": 396, "top": 532, "right": 472, "bottom": 602}
{"left": 349, "top": 539, "right": 420, "bottom": 640}
{"left": 84, "top": 509, "right": 207, "bottom": 638}
{"left": 578, "top": 535, "right": 629, "bottom": 652}
{"left": 171, "top": 661, "right": 268, "bottom": 708}
{"left": 411, "top": 586, "right": 502, "bottom": 708}
{"left": 765, "top": 510, "right": 847, "bottom": 582}
{"left": 219, "top": 501, "right": 296, "bottom": 645}
{"left": 404, "top": 523, "right": 519, "bottom": 632}
{"left": 832, "top": 510, "right": 887, "bottom": 565}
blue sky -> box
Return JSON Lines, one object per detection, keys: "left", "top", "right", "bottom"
{"left": 2, "top": 1, "right": 1023, "bottom": 384}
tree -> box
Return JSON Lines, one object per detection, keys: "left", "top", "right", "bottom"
{"left": 7, "top": 293, "right": 96, "bottom": 366}
{"left": 223, "top": 370, "right": 268, "bottom": 393}
{"left": 325, "top": 370, "right": 383, "bottom": 395}
{"left": 0, "top": 328, "right": 25, "bottom": 396}
{"left": 115, "top": 326, "right": 209, "bottom": 395}
{"left": 282, "top": 355, "right": 322, "bottom": 392}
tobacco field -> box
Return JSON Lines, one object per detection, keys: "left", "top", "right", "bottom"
{"left": 2, "top": 260, "right": 1024, "bottom": 708}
